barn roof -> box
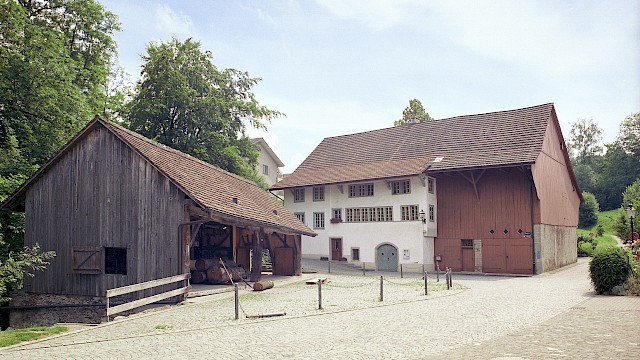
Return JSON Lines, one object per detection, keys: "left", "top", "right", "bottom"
{"left": 2, "top": 116, "right": 315, "bottom": 237}
{"left": 272, "top": 103, "right": 561, "bottom": 190}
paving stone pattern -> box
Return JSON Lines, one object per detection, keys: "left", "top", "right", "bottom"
{"left": 1, "top": 258, "right": 639, "bottom": 359}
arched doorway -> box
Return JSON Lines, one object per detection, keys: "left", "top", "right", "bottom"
{"left": 376, "top": 244, "right": 398, "bottom": 272}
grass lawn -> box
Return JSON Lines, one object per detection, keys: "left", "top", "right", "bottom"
{"left": 0, "top": 326, "right": 67, "bottom": 347}
{"left": 577, "top": 209, "right": 623, "bottom": 253}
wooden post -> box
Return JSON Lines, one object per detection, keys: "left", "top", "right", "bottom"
{"left": 424, "top": 272, "right": 428, "bottom": 295}
{"left": 250, "top": 230, "right": 263, "bottom": 282}
{"left": 293, "top": 234, "right": 302, "bottom": 276}
{"left": 234, "top": 283, "right": 239, "bottom": 320}
{"left": 317, "top": 279, "right": 322, "bottom": 310}
{"left": 379, "top": 276, "right": 383, "bottom": 302}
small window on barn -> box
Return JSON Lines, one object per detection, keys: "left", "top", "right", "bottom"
{"left": 105, "top": 247, "right": 127, "bottom": 275}
{"left": 72, "top": 247, "right": 102, "bottom": 274}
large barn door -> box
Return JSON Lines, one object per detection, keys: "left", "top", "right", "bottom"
{"left": 482, "top": 239, "right": 532, "bottom": 274}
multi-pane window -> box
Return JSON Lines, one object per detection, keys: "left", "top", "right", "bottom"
{"left": 294, "top": 212, "right": 305, "bottom": 224}
{"left": 314, "top": 212, "right": 325, "bottom": 229}
{"left": 429, "top": 204, "right": 435, "bottom": 222}
{"left": 293, "top": 188, "right": 305, "bottom": 202}
{"left": 262, "top": 164, "right": 269, "bottom": 175}
{"left": 401, "top": 205, "right": 419, "bottom": 221}
{"left": 313, "top": 186, "right": 325, "bottom": 201}
{"left": 349, "top": 183, "right": 374, "bottom": 197}
{"left": 351, "top": 248, "right": 360, "bottom": 261}
{"left": 345, "top": 207, "right": 393, "bottom": 222}
{"left": 391, "top": 180, "right": 411, "bottom": 195}
{"left": 428, "top": 178, "right": 435, "bottom": 194}
{"left": 332, "top": 208, "right": 342, "bottom": 221}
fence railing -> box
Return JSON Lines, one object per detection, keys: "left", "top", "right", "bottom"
{"left": 106, "top": 273, "right": 190, "bottom": 320}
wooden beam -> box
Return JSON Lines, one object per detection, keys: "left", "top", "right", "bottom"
{"left": 250, "top": 230, "right": 263, "bottom": 282}
{"left": 107, "top": 286, "right": 190, "bottom": 317}
{"left": 106, "top": 273, "right": 189, "bottom": 297}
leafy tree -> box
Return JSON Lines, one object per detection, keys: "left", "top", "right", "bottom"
{"left": 618, "top": 112, "right": 640, "bottom": 158}
{"left": 394, "top": 99, "right": 433, "bottom": 126}
{"left": 0, "top": 0, "right": 120, "bottom": 174}
{"left": 573, "top": 163, "right": 597, "bottom": 194}
{"left": 593, "top": 142, "right": 640, "bottom": 210}
{"left": 579, "top": 192, "right": 599, "bottom": 228}
{"left": 126, "top": 38, "right": 280, "bottom": 187}
{"left": 567, "top": 119, "right": 603, "bottom": 164}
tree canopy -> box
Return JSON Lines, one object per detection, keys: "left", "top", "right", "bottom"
{"left": 0, "top": 0, "right": 120, "bottom": 175}
{"left": 394, "top": 99, "right": 433, "bottom": 126}
{"left": 125, "top": 38, "right": 280, "bottom": 187}
{"left": 567, "top": 119, "right": 603, "bottom": 163}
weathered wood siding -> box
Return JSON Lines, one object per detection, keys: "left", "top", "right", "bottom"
{"left": 532, "top": 114, "right": 580, "bottom": 227}
{"left": 24, "top": 125, "right": 185, "bottom": 296}
{"left": 434, "top": 168, "right": 535, "bottom": 273}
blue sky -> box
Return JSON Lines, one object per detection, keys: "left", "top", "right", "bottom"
{"left": 101, "top": 0, "right": 639, "bottom": 173}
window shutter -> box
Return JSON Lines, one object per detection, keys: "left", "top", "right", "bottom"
{"left": 72, "top": 247, "right": 102, "bottom": 274}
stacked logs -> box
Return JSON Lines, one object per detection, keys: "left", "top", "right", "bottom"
{"left": 190, "top": 259, "right": 247, "bottom": 285}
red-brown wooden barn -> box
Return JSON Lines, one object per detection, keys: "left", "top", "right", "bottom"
{"left": 272, "top": 103, "right": 581, "bottom": 275}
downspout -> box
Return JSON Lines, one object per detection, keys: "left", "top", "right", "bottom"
{"left": 529, "top": 167, "right": 536, "bottom": 274}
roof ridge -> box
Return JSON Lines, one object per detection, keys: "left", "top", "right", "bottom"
{"left": 100, "top": 118, "right": 262, "bottom": 188}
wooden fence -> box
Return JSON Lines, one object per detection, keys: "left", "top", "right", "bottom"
{"left": 106, "top": 273, "right": 190, "bottom": 320}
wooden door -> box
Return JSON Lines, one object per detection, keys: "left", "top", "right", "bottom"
{"left": 506, "top": 239, "right": 533, "bottom": 274}
{"left": 461, "top": 240, "right": 474, "bottom": 272}
{"left": 330, "top": 238, "right": 342, "bottom": 261}
{"left": 482, "top": 239, "right": 506, "bottom": 273}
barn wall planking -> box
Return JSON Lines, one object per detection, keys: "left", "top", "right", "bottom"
{"left": 532, "top": 119, "right": 580, "bottom": 227}
{"left": 24, "top": 125, "right": 186, "bottom": 297}
{"left": 435, "top": 169, "right": 534, "bottom": 241}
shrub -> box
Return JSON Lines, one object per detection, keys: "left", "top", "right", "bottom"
{"left": 579, "top": 192, "right": 599, "bottom": 228}
{"left": 596, "top": 224, "right": 605, "bottom": 237}
{"left": 578, "top": 241, "right": 594, "bottom": 257}
{"left": 589, "top": 247, "right": 631, "bottom": 294}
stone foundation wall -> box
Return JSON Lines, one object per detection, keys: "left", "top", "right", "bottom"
{"left": 9, "top": 292, "right": 105, "bottom": 327}
{"left": 534, "top": 224, "right": 577, "bottom": 274}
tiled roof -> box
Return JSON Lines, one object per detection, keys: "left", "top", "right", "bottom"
{"left": 273, "top": 103, "right": 553, "bottom": 189}
{"left": 2, "top": 117, "right": 315, "bottom": 236}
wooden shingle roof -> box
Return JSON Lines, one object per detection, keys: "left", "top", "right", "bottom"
{"left": 272, "top": 103, "right": 554, "bottom": 189}
{"left": 2, "top": 117, "right": 315, "bottom": 236}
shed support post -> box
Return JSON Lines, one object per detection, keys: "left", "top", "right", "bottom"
{"left": 250, "top": 230, "right": 263, "bottom": 282}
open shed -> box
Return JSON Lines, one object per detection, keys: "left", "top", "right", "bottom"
{"left": 1, "top": 116, "right": 314, "bottom": 324}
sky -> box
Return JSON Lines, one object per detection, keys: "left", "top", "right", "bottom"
{"left": 101, "top": 0, "right": 640, "bottom": 173}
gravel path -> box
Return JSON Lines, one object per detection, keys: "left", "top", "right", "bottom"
{"left": 3, "top": 258, "right": 637, "bottom": 359}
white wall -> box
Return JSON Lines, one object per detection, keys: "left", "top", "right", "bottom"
{"left": 256, "top": 144, "right": 281, "bottom": 186}
{"left": 284, "top": 176, "right": 438, "bottom": 271}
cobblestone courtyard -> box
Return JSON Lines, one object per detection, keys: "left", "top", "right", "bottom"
{"left": 1, "top": 258, "right": 639, "bottom": 359}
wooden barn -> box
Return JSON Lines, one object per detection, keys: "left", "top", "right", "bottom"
{"left": 1, "top": 116, "right": 314, "bottom": 322}
{"left": 273, "top": 103, "right": 581, "bottom": 275}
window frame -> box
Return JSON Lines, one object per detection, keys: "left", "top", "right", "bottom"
{"left": 429, "top": 204, "right": 435, "bottom": 222}
{"left": 293, "top": 188, "right": 305, "bottom": 202}
{"left": 348, "top": 183, "right": 374, "bottom": 198}
{"left": 262, "top": 164, "right": 269, "bottom": 176}
{"left": 391, "top": 179, "right": 411, "bottom": 195}
{"left": 294, "top": 212, "right": 305, "bottom": 224}
{"left": 313, "top": 212, "right": 325, "bottom": 229}
{"left": 345, "top": 206, "right": 393, "bottom": 222}
{"left": 313, "top": 186, "right": 325, "bottom": 202}
{"left": 428, "top": 177, "right": 435, "bottom": 194}
{"left": 400, "top": 204, "right": 419, "bottom": 221}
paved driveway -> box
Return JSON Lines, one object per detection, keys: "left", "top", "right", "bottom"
{"left": 2, "top": 258, "right": 639, "bottom": 359}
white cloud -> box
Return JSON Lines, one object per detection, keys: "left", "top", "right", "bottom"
{"left": 154, "top": 4, "right": 196, "bottom": 37}
{"left": 316, "top": 0, "right": 419, "bottom": 31}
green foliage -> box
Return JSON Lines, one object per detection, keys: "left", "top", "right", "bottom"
{"left": 613, "top": 180, "right": 640, "bottom": 244}
{"left": 596, "top": 224, "right": 604, "bottom": 237}
{"left": 568, "top": 119, "right": 603, "bottom": 163}
{"left": 589, "top": 247, "right": 631, "bottom": 294}
{"left": 618, "top": 112, "right": 640, "bottom": 158}
{"left": 126, "top": 38, "right": 281, "bottom": 184}
{"left": 0, "top": 242, "right": 56, "bottom": 304}
{"left": 578, "top": 192, "right": 599, "bottom": 228}
{"left": 0, "top": 325, "right": 67, "bottom": 347}
{"left": 592, "top": 142, "right": 640, "bottom": 210}
{"left": 394, "top": 99, "right": 433, "bottom": 126}
{"left": 0, "top": 0, "right": 120, "bottom": 174}
{"left": 577, "top": 234, "right": 597, "bottom": 257}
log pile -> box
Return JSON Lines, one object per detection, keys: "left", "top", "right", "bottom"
{"left": 190, "top": 259, "right": 247, "bottom": 285}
